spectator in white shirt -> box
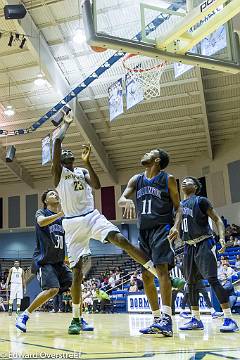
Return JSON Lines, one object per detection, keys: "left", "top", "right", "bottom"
{"left": 235, "top": 255, "right": 240, "bottom": 271}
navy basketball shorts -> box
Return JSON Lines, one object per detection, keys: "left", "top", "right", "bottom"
{"left": 139, "top": 224, "right": 175, "bottom": 269}
{"left": 38, "top": 263, "right": 72, "bottom": 293}
{"left": 183, "top": 238, "right": 217, "bottom": 284}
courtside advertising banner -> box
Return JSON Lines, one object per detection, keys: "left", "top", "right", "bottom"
{"left": 127, "top": 292, "right": 211, "bottom": 313}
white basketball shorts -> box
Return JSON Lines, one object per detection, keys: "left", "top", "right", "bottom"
{"left": 62, "top": 209, "right": 120, "bottom": 268}
{"left": 10, "top": 284, "right": 23, "bottom": 300}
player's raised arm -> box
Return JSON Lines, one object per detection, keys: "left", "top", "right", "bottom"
{"left": 118, "top": 175, "right": 138, "bottom": 219}
{"left": 52, "top": 114, "right": 73, "bottom": 187}
{"left": 207, "top": 207, "right": 226, "bottom": 253}
{"left": 81, "top": 144, "right": 101, "bottom": 190}
{"left": 37, "top": 211, "right": 64, "bottom": 228}
{"left": 168, "top": 175, "right": 182, "bottom": 241}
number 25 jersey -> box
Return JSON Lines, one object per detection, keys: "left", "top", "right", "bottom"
{"left": 136, "top": 171, "right": 174, "bottom": 230}
{"left": 56, "top": 167, "right": 94, "bottom": 217}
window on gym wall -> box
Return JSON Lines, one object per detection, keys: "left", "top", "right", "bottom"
{"left": 101, "top": 186, "right": 116, "bottom": 221}
{"left": 8, "top": 196, "right": 20, "bottom": 228}
{"left": 26, "top": 194, "right": 38, "bottom": 227}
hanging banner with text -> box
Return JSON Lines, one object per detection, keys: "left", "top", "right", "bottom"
{"left": 42, "top": 134, "right": 51, "bottom": 165}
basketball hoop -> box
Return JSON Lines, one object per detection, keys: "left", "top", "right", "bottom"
{"left": 122, "top": 54, "right": 167, "bottom": 100}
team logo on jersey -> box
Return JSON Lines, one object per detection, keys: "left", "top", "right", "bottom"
{"left": 137, "top": 186, "right": 162, "bottom": 199}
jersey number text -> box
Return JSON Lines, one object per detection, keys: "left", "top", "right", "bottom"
{"left": 141, "top": 199, "right": 152, "bottom": 215}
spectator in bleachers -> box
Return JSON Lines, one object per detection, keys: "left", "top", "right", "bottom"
{"left": 231, "top": 224, "right": 240, "bottom": 236}
{"left": 233, "top": 238, "right": 240, "bottom": 247}
{"left": 82, "top": 289, "right": 93, "bottom": 313}
{"left": 115, "top": 268, "right": 122, "bottom": 287}
{"left": 220, "top": 256, "right": 229, "bottom": 266}
{"left": 130, "top": 271, "right": 144, "bottom": 291}
{"left": 235, "top": 255, "right": 240, "bottom": 271}
{"left": 218, "top": 264, "right": 235, "bottom": 285}
{"left": 108, "top": 271, "right": 116, "bottom": 289}
{"left": 129, "top": 280, "right": 138, "bottom": 292}
{"left": 62, "top": 291, "right": 72, "bottom": 313}
{"left": 95, "top": 288, "right": 111, "bottom": 313}
{"left": 0, "top": 279, "right": 6, "bottom": 290}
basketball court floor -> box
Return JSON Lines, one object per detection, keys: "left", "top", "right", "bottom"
{"left": 0, "top": 313, "right": 239, "bottom": 359}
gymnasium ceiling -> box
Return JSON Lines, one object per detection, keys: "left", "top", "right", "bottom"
{"left": 0, "top": 0, "right": 240, "bottom": 186}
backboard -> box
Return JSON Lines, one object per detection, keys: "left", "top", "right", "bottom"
{"left": 82, "top": 0, "right": 240, "bottom": 73}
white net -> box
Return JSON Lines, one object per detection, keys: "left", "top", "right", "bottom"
{"left": 123, "top": 54, "right": 167, "bottom": 100}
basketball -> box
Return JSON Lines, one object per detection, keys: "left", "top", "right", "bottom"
{"left": 90, "top": 45, "right": 107, "bottom": 53}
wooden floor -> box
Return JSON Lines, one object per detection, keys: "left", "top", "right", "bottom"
{"left": 0, "top": 313, "right": 239, "bottom": 359}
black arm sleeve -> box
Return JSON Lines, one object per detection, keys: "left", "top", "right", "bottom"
{"left": 198, "top": 197, "right": 213, "bottom": 215}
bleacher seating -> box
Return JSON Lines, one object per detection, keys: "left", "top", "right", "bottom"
{"left": 87, "top": 253, "right": 138, "bottom": 279}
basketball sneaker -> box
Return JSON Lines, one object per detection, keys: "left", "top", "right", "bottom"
{"left": 68, "top": 318, "right": 81, "bottom": 335}
{"left": 150, "top": 315, "right": 173, "bottom": 337}
{"left": 212, "top": 311, "right": 224, "bottom": 319}
{"left": 179, "top": 317, "right": 204, "bottom": 330}
{"left": 16, "top": 313, "right": 29, "bottom": 333}
{"left": 220, "top": 318, "right": 239, "bottom": 333}
{"left": 139, "top": 317, "right": 161, "bottom": 334}
{"left": 81, "top": 318, "right": 94, "bottom": 331}
{"left": 179, "top": 311, "right": 191, "bottom": 319}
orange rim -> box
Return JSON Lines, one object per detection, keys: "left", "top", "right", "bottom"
{"left": 123, "top": 53, "right": 167, "bottom": 73}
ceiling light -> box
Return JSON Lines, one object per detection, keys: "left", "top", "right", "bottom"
{"left": 73, "top": 29, "right": 86, "bottom": 45}
{"left": 34, "top": 73, "right": 47, "bottom": 87}
{"left": 4, "top": 105, "right": 15, "bottom": 117}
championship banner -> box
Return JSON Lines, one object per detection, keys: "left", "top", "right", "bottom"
{"left": 125, "top": 73, "right": 144, "bottom": 110}
{"left": 108, "top": 78, "right": 124, "bottom": 121}
{"left": 41, "top": 134, "right": 51, "bottom": 165}
{"left": 127, "top": 292, "right": 212, "bottom": 313}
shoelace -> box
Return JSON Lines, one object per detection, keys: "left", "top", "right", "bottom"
{"left": 159, "top": 318, "right": 169, "bottom": 327}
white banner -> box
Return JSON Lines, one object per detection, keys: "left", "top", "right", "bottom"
{"left": 41, "top": 134, "right": 51, "bottom": 165}
{"left": 125, "top": 73, "right": 144, "bottom": 110}
{"left": 108, "top": 78, "right": 124, "bottom": 121}
{"left": 127, "top": 292, "right": 211, "bottom": 313}
{"left": 174, "top": 62, "right": 194, "bottom": 79}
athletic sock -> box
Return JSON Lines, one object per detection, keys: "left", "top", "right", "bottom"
{"left": 192, "top": 310, "right": 200, "bottom": 321}
{"left": 152, "top": 309, "right": 161, "bottom": 322}
{"left": 72, "top": 303, "right": 80, "bottom": 319}
{"left": 24, "top": 310, "right": 30, "bottom": 317}
{"left": 223, "top": 308, "right": 232, "bottom": 319}
{"left": 162, "top": 305, "right": 172, "bottom": 318}
{"left": 143, "top": 261, "right": 157, "bottom": 276}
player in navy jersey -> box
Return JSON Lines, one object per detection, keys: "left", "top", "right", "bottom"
{"left": 119, "top": 149, "right": 181, "bottom": 337}
{"left": 15, "top": 189, "right": 73, "bottom": 333}
{"left": 179, "top": 177, "right": 239, "bottom": 333}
